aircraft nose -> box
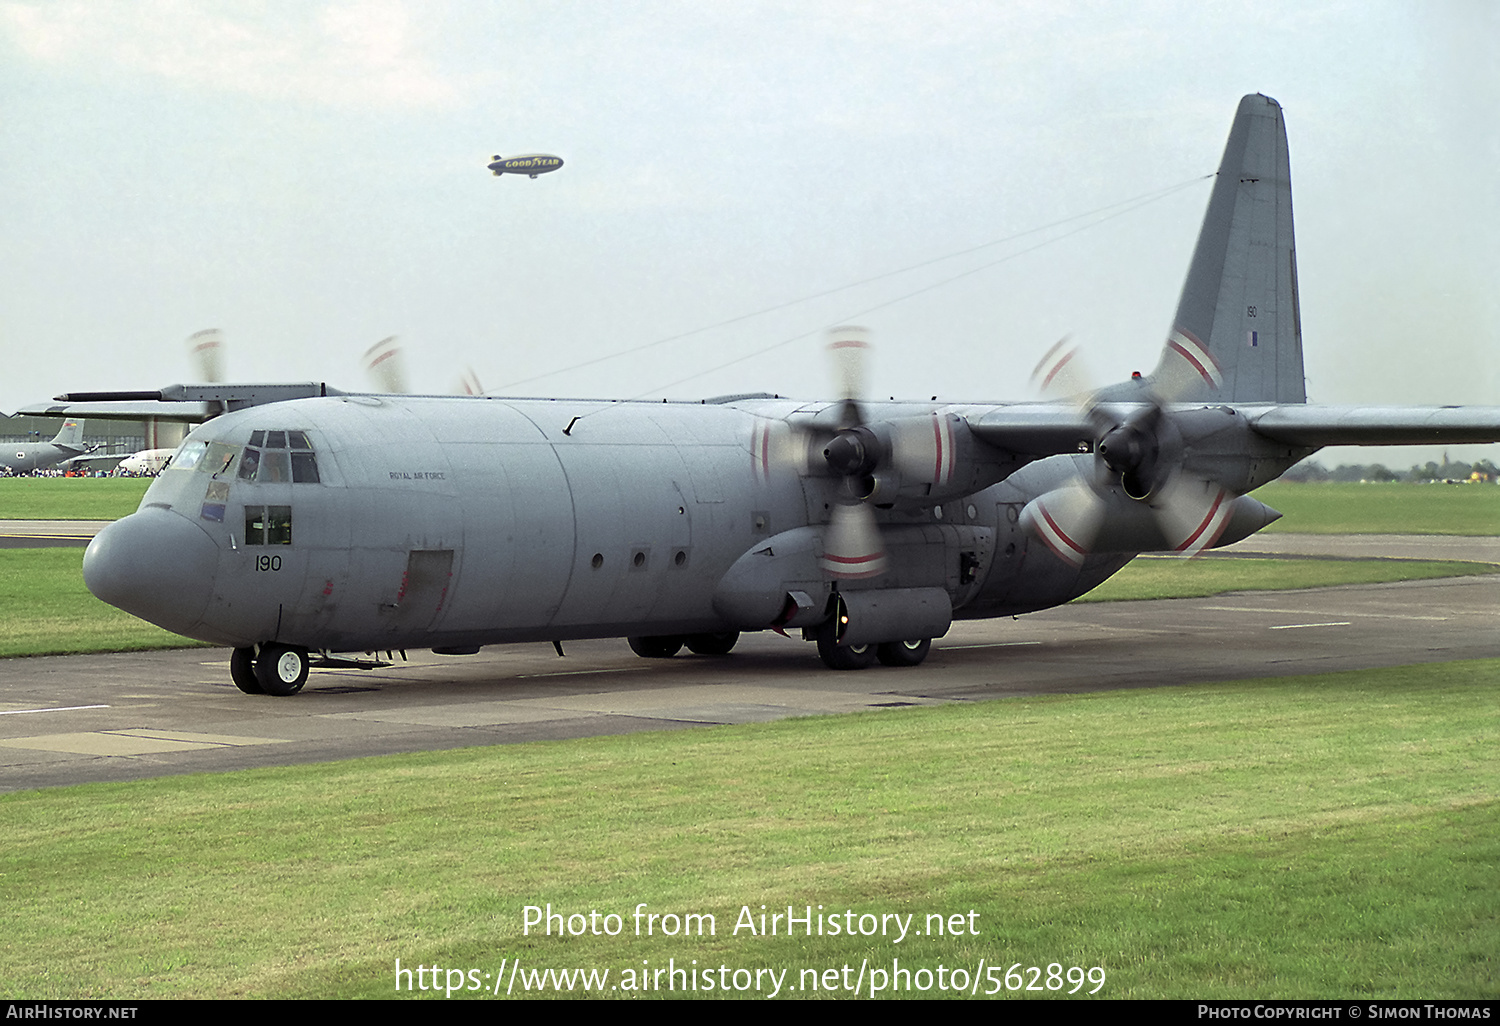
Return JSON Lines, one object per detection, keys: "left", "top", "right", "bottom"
{"left": 84, "top": 507, "right": 219, "bottom": 635}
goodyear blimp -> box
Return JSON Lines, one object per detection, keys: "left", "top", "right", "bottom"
{"left": 487, "top": 153, "right": 564, "bottom": 178}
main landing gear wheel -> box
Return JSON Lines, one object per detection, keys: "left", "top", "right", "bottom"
{"left": 814, "top": 619, "right": 876, "bottom": 671}
{"left": 628, "top": 635, "right": 685, "bottom": 658}
{"left": 685, "top": 631, "right": 739, "bottom": 656}
{"left": 230, "top": 646, "right": 263, "bottom": 694}
{"left": 877, "top": 638, "right": 932, "bottom": 667}
{"left": 255, "top": 643, "right": 310, "bottom": 696}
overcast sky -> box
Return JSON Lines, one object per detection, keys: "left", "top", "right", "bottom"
{"left": 2, "top": 0, "right": 1495, "bottom": 465}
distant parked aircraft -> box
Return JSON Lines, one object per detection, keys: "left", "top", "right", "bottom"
{"left": 0, "top": 419, "right": 92, "bottom": 474}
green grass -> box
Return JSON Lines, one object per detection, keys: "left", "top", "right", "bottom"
{"left": 2, "top": 661, "right": 1495, "bottom": 998}
{"left": 0, "top": 477, "right": 151, "bottom": 520}
{"left": 1255, "top": 481, "right": 1500, "bottom": 536}
{"left": 0, "top": 549, "right": 201, "bottom": 657}
{"left": 1083, "top": 555, "right": 1499, "bottom": 602}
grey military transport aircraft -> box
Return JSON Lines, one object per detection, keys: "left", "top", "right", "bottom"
{"left": 0, "top": 418, "right": 93, "bottom": 474}
{"left": 37, "top": 95, "right": 1500, "bottom": 695}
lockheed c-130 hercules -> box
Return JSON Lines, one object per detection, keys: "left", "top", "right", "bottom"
{"left": 44, "top": 95, "right": 1500, "bottom": 695}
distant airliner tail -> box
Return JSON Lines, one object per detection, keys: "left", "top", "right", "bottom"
{"left": 51, "top": 418, "right": 85, "bottom": 447}
{"left": 1152, "top": 93, "right": 1306, "bottom": 404}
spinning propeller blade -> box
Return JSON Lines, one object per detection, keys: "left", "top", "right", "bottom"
{"left": 363, "top": 336, "right": 408, "bottom": 393}
{"left": 1022, "top": 335, "right": 1232, "bottom": 563}
{"left": 187, "top": 329, "right": 226, "bottom": 383}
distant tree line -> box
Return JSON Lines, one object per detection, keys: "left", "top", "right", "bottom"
{"left": 1281, "top": 458, "right": 1499, "bottom": 484}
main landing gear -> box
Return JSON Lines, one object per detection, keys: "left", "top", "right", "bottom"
{"left": 812, "top": 618, "right": 932, "bottom": 671}
{"left": 627, "top": 632, "right": 741, "bottom": 658}
{"left": 230, "top": 643, "right": 311, "bottom": 696}
{"left": 624, "top": 627, "right": 932, "bottom": 671}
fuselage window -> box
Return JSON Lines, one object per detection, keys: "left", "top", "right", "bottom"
{"left": 238, "top": 447, "right": 261, "bottom": 481}
{"left": 244, "top": 506, "right": 265, "bottom": 544}
{"left": 243, "top": 505, "right": 292, "bottom": 545}
{"left": 267, "top": 505, "right": 292, "bottom": 544}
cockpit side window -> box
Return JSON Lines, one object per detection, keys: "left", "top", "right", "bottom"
{"left": 237, "top": 447, "right": 261, "bottom": 481}
{"left": 243, "top": 505, "right": 292, "bottom": 545}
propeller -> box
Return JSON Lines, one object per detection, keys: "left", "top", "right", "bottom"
{"left": 750, "top": 327, "right": 964, "bottom": 580}
{"left": 816, "top": 327, "right": 888, "bottom": 578}
{"left": 455, "top": 367, "right": 484, "bottom": 396}
{"left": 363, "top": 336, "right": 409, "bottom": 393}
{"left": 187, "top": 328, "right": 226, "bottom": 383}
{"left": 1021, "top": 331, "right": 1231, "bottom": 565}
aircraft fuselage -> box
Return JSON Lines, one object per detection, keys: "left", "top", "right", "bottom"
{"left": 85, "top": 393, "right": 1277, "bottom": 658}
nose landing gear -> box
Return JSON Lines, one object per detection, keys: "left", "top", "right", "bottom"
{"left": 230, "top": 643, "right": 311, "bottom": 696}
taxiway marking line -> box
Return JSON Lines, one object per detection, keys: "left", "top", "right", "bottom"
{"left": 1269, "top": 622, "right": 1353, "bottom": 630}
{"left": 1199, "top": 605, "right": 1451, "bottom": 621}
{"left": 515, "top": 668, "right": 646, "bottom": 680}
{"left": 0, "top": 705, "right": 111, "bottom": 716}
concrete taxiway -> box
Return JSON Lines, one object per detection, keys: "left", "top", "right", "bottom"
{"left": 2, "top": 570, "right": 1496, "bottom": 793}
{"left": 0, "top": 519, "right": 111, "bottom": 548}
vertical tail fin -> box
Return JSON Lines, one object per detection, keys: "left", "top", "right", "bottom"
{"left": 1154, "top": 93, "right": 1305, "bottom": 404}
{"left": 52, "top": 418, "right": 85, "bottom": 447}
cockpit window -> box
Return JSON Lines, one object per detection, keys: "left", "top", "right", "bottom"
{"left": 204, "top": 441, "right": 240, "bottom": 476}
{"left": 260, "top": 450, "right": 292, "bottom": 483}
{"left": 291, "top": 451, "right": 319, "bottom": 483}
{"left": 173, "top": 439, "right": 208, "bottom": 471}
{"left": 239, "top": 429, "right": 319, "bottom": 484}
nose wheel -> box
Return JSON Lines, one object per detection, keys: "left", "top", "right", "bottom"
{"left": 230, "top": 647, "right": 263, "bottom": 694}
{"left": 230, "top": 644, "right": 311, "bottom": 696}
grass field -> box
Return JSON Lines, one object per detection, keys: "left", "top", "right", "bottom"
{"left": 3, "top": 479, "right": 1495, "bottom": 1001}
{"left": 0, "top": 477, "right": 150, "bottom": 520}
{"left": 1254, "top": 481, "right": 1500, "bottom": 536}
{"left": 2, "top": 660, "right": 1494, "bottom": 999}
{"left": 0, "top": 549, "right": 202, "bottom": 657}
{"left": 1082, "top": 555, "right": 1499, "bottom": 602}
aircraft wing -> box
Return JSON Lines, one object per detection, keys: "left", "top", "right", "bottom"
{"left": 964, "top": 403, "right": 1500, "bottom": 457}
{"left": 1243, "top": 405, "right": 1500, "bottom": 446}
{"left": 966, "top": 406, "right": 1095, "bottom": 455}
{"left": 19, "top": 398, "right": 218, "bottom": 422}
{"left": 19, "top": 383, "right": 345, "bottom": 422}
